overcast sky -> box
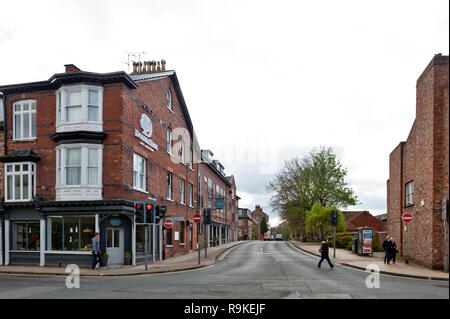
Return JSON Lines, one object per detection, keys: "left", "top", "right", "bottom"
{"left": 1, "top": 0, "right": 448, "bottom": 227}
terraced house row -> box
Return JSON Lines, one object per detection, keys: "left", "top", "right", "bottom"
{"left": 0, "top": 61, "right": 239, "bottom": 267}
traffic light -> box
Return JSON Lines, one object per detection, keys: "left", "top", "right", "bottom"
{"left": 146, "top": 201, "right": 155, "bottom": 223}
{"left": 157, "top": 205, "right": 167, "bottom": 221}
{"left": 204, "top": 208, "right": 212, "bottom": 224}
{"left": 330, "top": 210, "right": 338, "bottom": 226}
{"left": 135, "top": 202, "right": 145, "bottom": 223}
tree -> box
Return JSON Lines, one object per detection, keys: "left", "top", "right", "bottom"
{"left": 267, "top": 146, "right": 357, "bottom": 239}
{"left": 305, "top": 202, "right": 346, "bottom": 239}
{"left": 260, "top": 217, "right": 269, "bottom": 236}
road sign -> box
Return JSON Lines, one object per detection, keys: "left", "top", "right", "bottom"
{"left": 402, "top": 213, "right": 413, "bottom": 223}
{"left": 164, "top": 219, "right": 174, "bottom": 229}
{"left": 193, "top": 214, "right": 202, "bottom": 223}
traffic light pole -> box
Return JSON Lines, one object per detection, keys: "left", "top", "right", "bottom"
{"left": 144, "top": 224, "right": 148, "bottom": 271}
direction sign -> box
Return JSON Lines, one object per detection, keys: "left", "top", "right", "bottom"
{"left": 193, "top": 214, "right": 202, "bottom": 223}
{"left": 402, "top": 213, "right": 413, "bottom": 223}
{"left": 164, "top": 219, "right": 174, "bottom": 229}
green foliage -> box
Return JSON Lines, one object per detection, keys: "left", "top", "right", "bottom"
{"left": 372, "top": 240, "right": 383, "bottom": 252}
{"left": 327, "top": 232, "right": 353, "bottom": 249}
{"left": 267, "top": 146, "right": 358, "bottom": 240}
{"left": 305, "top": 203, "right": 346, "bottom": 238}
{"left": 260, "top": 217, "right": 269, "bottom": 236}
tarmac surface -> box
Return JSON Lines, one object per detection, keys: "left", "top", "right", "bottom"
{"left": 0, "top": 241, "right": 448, "bottom": 299}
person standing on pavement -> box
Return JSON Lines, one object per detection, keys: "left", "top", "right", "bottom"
{"left": 382, "top": 235, "right": 392, "bottom": 264}
{"left": 390, "top": 237, "right": 398, "bottom": 264}
{"left": 318, "top": 238, "right": 334, "bottom": 269}
{"left": 91, "top": 232, "right": 102, "bottom": 269}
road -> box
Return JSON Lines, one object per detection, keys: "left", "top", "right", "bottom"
{"left": 0, "top": 241, "right": 448, "bottom": 299}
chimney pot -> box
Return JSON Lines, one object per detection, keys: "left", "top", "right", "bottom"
{"left": 161, "top": 59, "right": 166, "bottom": 71}
{"left": 157, "top": 61, "right": 161, "bottom": 71}
{"left": 132, "top": 62, "right": 138, "bottom": 73}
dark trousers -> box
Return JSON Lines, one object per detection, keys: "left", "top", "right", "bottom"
{"left": 92, "top": 251, "right": 102, "bottom": 269}
{"left": 384, "top": 250, "right": 391, "bottom": 263}
{"left": 318, "top": 255, "right": 334, "bottom": 268}
{"left": 390, "top": 251, "right": 396, "bottom": 263}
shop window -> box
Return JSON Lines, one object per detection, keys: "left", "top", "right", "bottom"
{"left": 47, "top": 215, "right": 95, "bottom": 251}
{"left": 13, "top": 99, "right": 36, "bottom": 140}
{"left": 11, "top": 221, "right": 40, "bottom": 251}
{"left": 4, "top": 162, "right": 36, "bottom": 202}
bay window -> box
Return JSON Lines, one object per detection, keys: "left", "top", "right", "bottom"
{"left": 56, "top": 84, "right": 103, "bottom": 132}
{"left": 5, "top": 162, "right": 36, "bottom": 202}
{"left": 13, "top": 100, "right": 36, "bottom": 140}
{"left": 55, "top": 144, "right": 103, "bottom": 201}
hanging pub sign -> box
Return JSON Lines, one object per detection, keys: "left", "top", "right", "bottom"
{"left": 135, "top": 114, "right": 159, "bottom": 151}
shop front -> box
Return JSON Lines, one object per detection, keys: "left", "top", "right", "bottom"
{"left": 0, "top": 200, "right": 162, "bottom": 268}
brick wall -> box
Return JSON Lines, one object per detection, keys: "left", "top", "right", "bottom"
{"left": 387, "top": 54, "right": 449, "bottom": 269}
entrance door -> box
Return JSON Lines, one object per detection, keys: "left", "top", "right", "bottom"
{"left": 189, "top": 224, "right": 193, "bottom": 250}
{"left": 106, "top": 227, "right": 124, "bottom": 265}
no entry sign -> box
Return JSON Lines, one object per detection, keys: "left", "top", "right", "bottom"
{"left": 164, "top": 219, "right": 174, "bottom": 229}
{"left": 193, "top": 214, "right": 202, "bottom": 223}
{"left": 402, "top": 213, "right": 413, "bottom": 223}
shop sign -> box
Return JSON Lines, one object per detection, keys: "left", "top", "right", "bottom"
{"left": 135, "top": 114, "right": 158, "bottom": 151}
{"left": 214, "top": 199, "right": 225, "bottom": 209}
{"left": 110, "top": 218, "right": 122, "bottom": 227}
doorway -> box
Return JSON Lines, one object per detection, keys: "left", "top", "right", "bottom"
{"left": 106, "top": 227, "right": 124, "bottom": 265}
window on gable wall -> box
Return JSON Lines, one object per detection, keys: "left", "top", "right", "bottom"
{"left": 167, "top": 89, "right": 172, "bottom": 111}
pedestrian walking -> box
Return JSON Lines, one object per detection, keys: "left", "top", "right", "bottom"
{"left": 382, "top": 235, "right": 392, "bottom": 264}
{"left": 318, "top": 238, "right": 334, "bottom": 269}
{"left": 91, "top": 232, "right": 102, "bottom": 269}
{"left": 390, "top": 237, "right": 398, "bottom": 264}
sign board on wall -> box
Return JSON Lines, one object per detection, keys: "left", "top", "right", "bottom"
{"left": 135, "top": 114, "right": 158, "bottom": 151}
{"left": 174, "top": 232, "right": 179, "bottom": 241}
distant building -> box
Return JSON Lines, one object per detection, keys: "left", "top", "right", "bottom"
{"left": 342, "top": 211, "right": 384, "bottom": 233}
{"left": 238, "top": 208, "right": 256, "bottom": 240}
{"left": 251, "top": 205, "right": 269, "bottom": 240}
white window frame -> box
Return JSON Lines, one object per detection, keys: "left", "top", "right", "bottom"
{"left": 55, "top": 84, "right": 103, "bottom": 133}
{"left": 133, "top": 153, "right": 146, "bottom": 192}
{"left": 180, "top": 140, "right": 185, "bottom": 164}
{"left": 167, "top": 89, "right": 172, "bottom": 111}
{"left": 167, "top": 172, "right": 173, "bottom": 200}
{"left": 406, "top": 181, "right": 414, "bottom": 206}
{"left": 189, "top": 183, "right": 193, "bottom": 207}
{"left": 189, "top": 148, "right": 193, "bottom": 169}
{"left": 166, "top": 128, "right": 172, "bottom": 155}
{"left": 180, "top": 179, "right": 185, "bottom": 204}
{"left": 4, "top": 162, "right": 36, "bottom": 202}
{"left": 13, "top": 99, "right": 36, "bottom": 140}
{"left": 55, "top": 143, "right": 103, "bottom": 201}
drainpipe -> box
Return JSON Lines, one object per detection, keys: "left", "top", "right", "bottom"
{"left": 0, "top": 93, "right": 5, "bottom": 265}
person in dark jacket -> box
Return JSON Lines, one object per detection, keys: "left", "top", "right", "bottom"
{"left": 91, "top": 232, "right": 102, "bottom": 269}
{"left": 390, "top": 237, "right": 398, "bottom": 264}
{"left": 318, "top": 239, "right": 334, "bottom": 269}
{"left": 382, "top": 235, "right": 392, "bottom": 264}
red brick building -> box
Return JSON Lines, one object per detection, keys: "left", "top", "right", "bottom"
{"left": 198, "top": 150, "right": 238, "bottom": 247}
{"left": 237, "top": 208, "right": 255, "bottom": 240}
{"left": 342, "top": 211, "right": 384, "bottom": 233}
{"left": 387, "top": 54, "right": 449, "bottom": 270}
{"left": 251, "top": 205, "right": 269, "bottom": 240}
{"left": 0, "top": 61, "right": 238, "bottom": 267}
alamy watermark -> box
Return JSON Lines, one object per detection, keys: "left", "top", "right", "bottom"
{"left": 65, "top": 264, "right": 80, "bottom": 289}
{"left": 365, "top": 264, "right": 380, "bottom": 289}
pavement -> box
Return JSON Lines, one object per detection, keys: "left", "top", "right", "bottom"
{"left": 289, "top": 240, "right": 449, "bottom": 281}
{"left": 0, "top": 241, "right": 245, "bottom": 277}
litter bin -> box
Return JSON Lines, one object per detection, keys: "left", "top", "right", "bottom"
{"left": 352, "top": 238, "right": 358, "bottom": 254}
{"left": 357, "top": 227, "right": 373, "bottom": 256}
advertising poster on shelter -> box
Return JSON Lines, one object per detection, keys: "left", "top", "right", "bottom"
{"left": 363, "top": 229, "right": 373, "bottom": 254}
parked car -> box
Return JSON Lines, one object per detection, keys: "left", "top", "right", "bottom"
{"left": 275, "top": 234, "right": 283, "bottom": 241}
